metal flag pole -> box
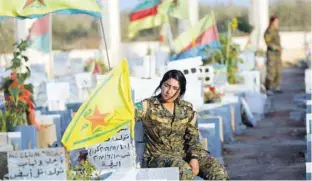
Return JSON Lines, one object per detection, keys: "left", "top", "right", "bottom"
{"left": 48, "top": 13, "right": 54, "bottom": 78}
{"left": 99, "top": 19, "right": 111, "bottom": 71}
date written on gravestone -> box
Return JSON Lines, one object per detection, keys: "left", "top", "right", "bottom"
{"left": 7, "top": 147, "right": 66, "bottom": 180}
{"left": 88, "top": 128, "right": 134, "bottom": 169}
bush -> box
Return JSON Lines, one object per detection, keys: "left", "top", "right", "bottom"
{"left": 237, "top": 16, "right": 253, "bottom": 33}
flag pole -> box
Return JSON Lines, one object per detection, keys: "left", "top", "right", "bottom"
{"left": 48, "top": 13, "right": 54, "bottom": 79}
{"left": 99, "top": 19, "right": 111, "bottom": 71}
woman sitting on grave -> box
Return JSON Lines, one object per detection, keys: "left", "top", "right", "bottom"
{"left": 134, "top": 70, "right": 229, "bottom": 180}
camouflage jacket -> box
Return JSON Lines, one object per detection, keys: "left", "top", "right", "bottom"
{"left": 135, "top": 95, "right": 202, "bottom": 160}
{"left": 264, "top": 27, "right": 281, "bottom": 52}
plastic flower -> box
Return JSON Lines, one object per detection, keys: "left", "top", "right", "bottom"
{"left": 231, "top": 17, "right": 238, "bottom": 30}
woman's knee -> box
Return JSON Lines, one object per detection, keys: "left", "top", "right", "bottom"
{"left": 198, "top": 153, "right": 229, "bottom": 180}
{"left": 179, "top": 162, "right": 194, "bottom": 180}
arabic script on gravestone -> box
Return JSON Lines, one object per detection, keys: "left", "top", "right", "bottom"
{"left": 7, "top": 147, "right": 66, "bottom": 180}
{"left": 87, "top": 127, "right": 134, "bottom": 170}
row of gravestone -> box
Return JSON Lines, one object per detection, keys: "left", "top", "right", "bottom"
{"left": 306, "top": 100, "right": 311, "bottom": 181}
{"left": 0, "top": 114, "right": 180, "bottom": 180}
{"left": 0, "top": 55, "right": 266, "bottom": 179}
{"left": 28, "top": 55, "right": 264, "bottom": 115}
{"left": 42, "top": 58, "right": 265, "bottom": 164}
{"left": 305, "top": 69, "right": 312, "bottom": 181}
{"left": 0, "top": 84, "right": 258, "bottom": 180}
{"left": 0, "top": 98, "right": 258, "bottom": 179}
{"left": 289, "top": 69, "right": 312, "bottom": 180}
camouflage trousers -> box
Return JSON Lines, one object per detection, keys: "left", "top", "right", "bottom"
{"left": 265, "top": 51, "right": 282, "bottom": 90}
{"left": 146, "top": 150, "right": 229, "bottom": 180}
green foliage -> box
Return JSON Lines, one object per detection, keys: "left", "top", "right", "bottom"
{"left": 237, "top": 16, "right": 253, "bottom": 33}
{"left": 4, "top": 111, "right": 27, "bottom": 132}
{"left": 0, "top": 110, "right": 7, "bottom": 132}
{"left": 203, "top": 32, "right": 243, "bottom": 84}
{"left": 0, "top": 19, "right": 14, "bottom": 53}
{"left": 270, "top": 0, "right": 311, "bottom": 31}
{"left": 67, "top": 160, "right": 99, "bottom": 180}
{"left": 0, "top": 40, "right": 34, "bottom": 132}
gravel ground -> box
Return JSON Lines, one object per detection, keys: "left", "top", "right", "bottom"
{"left": 224, "top": 67, "right": 307, "bottom": 180}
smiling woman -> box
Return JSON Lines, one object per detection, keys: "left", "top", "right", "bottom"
{"left": 134, "top": 69, "right": 229, "bottom": 180}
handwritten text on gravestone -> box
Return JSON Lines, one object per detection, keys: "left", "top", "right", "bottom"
{"left": 87, "top": 127, "right": 134, "bottom": 170}
{"left": 7, "top": 147, "right": 66, "bottom": 180}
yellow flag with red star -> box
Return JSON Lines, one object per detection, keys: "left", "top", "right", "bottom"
{"left": 61, "top": 59, "right": 134, "bottom": 151}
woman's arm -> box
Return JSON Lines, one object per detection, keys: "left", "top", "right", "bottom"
{"left": 134, "top": 100, "right": 148, "bottom": 121}
{"left": 184, "top": 108, "right": 202, "bottom": 160}
{"left": 264, "top": 30, "right": 281, "bottom": 51}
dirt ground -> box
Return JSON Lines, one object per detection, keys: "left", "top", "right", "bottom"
{"left": 224, "top": 67, "right": 307, "bottom": 180}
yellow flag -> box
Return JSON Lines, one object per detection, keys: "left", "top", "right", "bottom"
{"left": 0, "top": 0, "right": 101, "bottom": 18}
{"left": 61, "top": 59, "right": 134, "bottom": 151}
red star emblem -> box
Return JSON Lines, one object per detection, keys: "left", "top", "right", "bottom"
{"left": 24, "top": 0, "right": 46, "bottom": 9}
{"left": 87, "top": 106, "right": 110, "bottom": 131}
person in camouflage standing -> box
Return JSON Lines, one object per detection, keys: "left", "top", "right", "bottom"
{"left": 134, "top": 70, "right": 229, "bottom": 180}
{"left": 264, "top": 15, "right": 283, "bottom": 95}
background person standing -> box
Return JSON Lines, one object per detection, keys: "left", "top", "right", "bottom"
{"left": 264, "top": 15, "right": 283, "bottom": 95}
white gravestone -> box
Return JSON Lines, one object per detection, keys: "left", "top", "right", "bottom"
{"left": 103, "top": 167, "right": 179, "bottom": 180}
{"left": 221, "top": 95, "right": 246, "bottom": 135}
{"left": 307, "top": 113, "right": 312, "bottom": 135}
{"left": 167, "top": 56, "right": 203, "bottom": 70}
{"left": 75, "top": 73, "right": 96, "bottom": 101}
{"left": 306, "top": 69, "right": 311, "bottom": 94}
{"left": 143, "top": 55, "right": 156, "bottom": 78}
{"left": 184, "top": 75, "right": 204, "bottom": 111}
{"left": 87, "top": 126, "right": 135, "bottom": 170}
{"left": 70, "top": 59, "right": 84, "bottom": 74}
{"left": 179, "top": 66, "right": 214, "bottom": 85}
{"left": 0, "top": 132, "right": 21, "bottom": 151}
{"left": 7, "top": 147, "right": 66, "bottom": 180}
{"left": 306, "top": 134, "right": 312, "bottom": 180}
{"left": 46, "top": 82, "right": 70, "bottom": 111}
{"left": 238, "top": 51, "right": 256, "bottom": 71}
{"left": 130, "top": 77, "right": 160, "bottom": 103}
{"left": 198, "top": 121, "right": 221, "bottom": 157}
{"left": 239, "top": 70, "right": 261, "bottom": 93}
{"left": 33, "top": 81, "right": 47, "bottom": 108}
{"left": 244, "top": 92, "right": 267, "bottom": 116}
{"left": 212, "top": 64, "right": 227, "bottom": 87}
{"left": 241, "top": 97, "right": 257, "bottom": 127}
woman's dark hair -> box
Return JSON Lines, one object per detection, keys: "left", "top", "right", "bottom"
{"left": 269, "top": 14, "right": 278, "bottom": 27}
{"left": 154, "top": 69, "right": 187, "bottom": 98}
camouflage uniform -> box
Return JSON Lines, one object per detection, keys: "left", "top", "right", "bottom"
{"left": 135, "top": 95, "right": 229, "bottom": 180}
{"left": 264, "top": 27, "right": 282, "bottom": 90}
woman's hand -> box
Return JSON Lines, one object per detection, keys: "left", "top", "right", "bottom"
{"left": 189, "top": 159, "right": 199, "bottom": 176}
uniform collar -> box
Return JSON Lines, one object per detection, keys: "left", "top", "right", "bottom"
{"left": 152, "top": 94, "right": 182, "bottom": 106}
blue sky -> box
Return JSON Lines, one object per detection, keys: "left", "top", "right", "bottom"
{"left": 119, "top": 0, "right": 250, "bottom": 11}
